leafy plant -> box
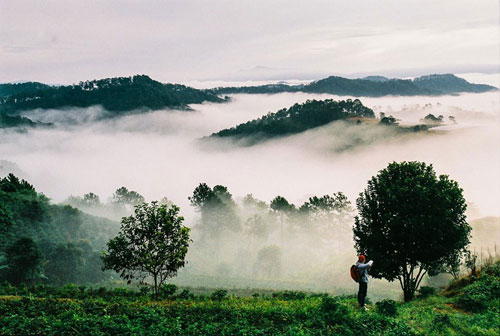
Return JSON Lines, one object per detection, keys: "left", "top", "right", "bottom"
{"left": 417, "top": 286, "right": 436, "bottom": 299}
{"left": 211, "top": 289, "right": 228, "bottom": 301}
{"left": 376, "top": 299, "right": 398, "bottom": 316}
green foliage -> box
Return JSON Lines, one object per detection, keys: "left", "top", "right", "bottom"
{"left": 102, "top": 201, "right": 190, "bottom": 295}
{"left": 0, "top": 174, "right": 118, "bottom": 287}
{"left": 379, "top": 115, "right": 397, "bottom": 125}
{"left": 0, "top": 75, "right": 224, "bottom": 116}
{"left": 457, "top": 274, "right": 500, "bottom": 312}
{"left": 0, "top": 113, "right": 51, "bottom": 128}
{"left": 214, "top": 74, "right": 496, "bottom": 96}
{"left": 212, "top": 99, "right": 375, "bottom": 141}
{"left": 354, "top": 161, "right": 471, "bottom": 301}
{"left": 272, "top": 290, "right": 307, "bottom": 300}
{"left": 44, "top": 243, "right": 84, "bottom": 285}
{"left": 0, "top": 82, "right": 50, "bottom": 98}
{"left": 320, "top": 296, "right": 349, "bottom": 326}
{"left": 111, "top": 186, "right": 144, "bottom": 208}
{"left": 4, "top": 238, "right": 43, "bottom": 285}
{"left": 417, "top": 286, "right": 436, "bottom": 299}
{"left": 413, "top": 74, "right": 495, "bottom": 94}
{"left": 189, "top": 183, "right": 241, "bottom": 239}
{"left": 210, "top": 289, "right": 228, "bottom": 301}
{"left": 376, "top": 299, "right": 398, "bottom": 316}
{"left": 157, "top": 284, "right": 178, "bottom": 299}
{"left": 0, "top": 272, "right": 499, "bottom": 336}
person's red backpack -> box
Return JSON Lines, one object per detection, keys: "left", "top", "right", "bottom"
{"left": 350, "top": 264, "right": 360, "bottom": 282}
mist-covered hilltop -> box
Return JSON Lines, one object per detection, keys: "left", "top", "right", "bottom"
{"left": 0, "top": 113, "right": 52, "bottom": 129}
{"left": 0, "top": 75, "right": 226, "bottom": 127}
{"left": 213, "top": 74, "right": 497, "bottom": 96}
{"left": 211, "top": 99, "right": 375, "bottom": 140}
{"left": 208, "top": 98, "right": 432, "bottom": 145}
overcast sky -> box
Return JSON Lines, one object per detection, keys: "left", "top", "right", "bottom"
{"left": 1, "top": 0, "right": 499, "bottom": 84}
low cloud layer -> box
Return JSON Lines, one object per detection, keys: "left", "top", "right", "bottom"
{"left": 1, "top": 91, "right": 498, "bottom": 219}
{"left": 1, "top": 90, "right": 498, "bottom": 294}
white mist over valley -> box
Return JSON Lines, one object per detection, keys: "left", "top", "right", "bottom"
{"left": 1, "top": 89, "right": 498, "bottom": 218}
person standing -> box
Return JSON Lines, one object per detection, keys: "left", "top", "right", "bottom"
{"left": 356, "top": 255, "right": 373, "bottom": 310}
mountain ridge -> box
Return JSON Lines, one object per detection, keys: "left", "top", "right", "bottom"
{"left": 213, "top": 73, "right": 497, "bottom": 96}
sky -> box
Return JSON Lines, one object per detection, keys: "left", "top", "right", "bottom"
{"left": 0, "top": 0, "right": 499, "bottom": 84}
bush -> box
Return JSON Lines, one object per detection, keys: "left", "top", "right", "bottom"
{"left": 417, "top": 286, "right": 436, "bottom": 298}
{"left": 156, "top": 283, "right": 177, "bottom": 299}
{"left": 177, "top": 289, "right": 194, "bottom": 300}
{"left": 210, "top": 289, "right": 228, "bottom": 301}
{"left": 433, "top": 312, "right": 451, "bottom": 326}
{"left": 376, "top": 299, "right": 398, "bottom": 316}
{"left": 321, "top": 296, "right": 349, "bottom": 325}
{"left": 271, "top": 290, "right": 307, "bottom": 300}
{"left": 457, "top": 275, "right": 500, "bottom": 312}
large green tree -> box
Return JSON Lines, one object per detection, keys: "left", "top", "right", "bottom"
{"left": 189, "top": 183, "right": 241, "bottom": 239}
{"left": 5, "top": 237, "right": 44, "bottom": 285}
{"left": 101, "top": 201, "right": 190, "bottom": 295}
{"left": 353, "top": 161, "right": 470, "bottom": 301}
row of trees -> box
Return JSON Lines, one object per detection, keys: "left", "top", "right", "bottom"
{"left": 1, "top": 161, "right": 472, "bottom": 302}
{"left": 100, "top": 161, "right": 471, "bottom": 301}
{"left": 65, "top": 187, "right": 146, "bottom": 220}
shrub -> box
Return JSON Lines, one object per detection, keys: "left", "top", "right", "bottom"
{"left": 321, "top": 296, "right": 349, "bottom": 326}
{"left": 271, "top": 290, "right": 307, "bottom": 300}
{"left": 457, "top": 275, "right": 500, "bottom": 312}
{"left": 417, "top": 286, "right": 436, "bottom": 298}
{"left": 210, "top": 289, "right": 228, "bottom": 301}
{"left": 157, "top": 283, "right": 177, "bottom": 299}
{"left": 376, "top": 299, "right": 398, "bottom": 316}
{"left": 433, "top": 312, "right": 451, "bottom": 326}
{"left": 177, "top": 289, "right": 195, "bottom": 300}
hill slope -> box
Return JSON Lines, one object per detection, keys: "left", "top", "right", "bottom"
{"left": 0, "top": 75, "right": 225, "bottom": 119}
{"left": 0, "top": 174, "right": 118, "bottom": 285}
{"left": 213, "top": 74, "right": 497, "bottom": 96}
{"left": 211, "top": 99, "right": 375, "bottom": 141}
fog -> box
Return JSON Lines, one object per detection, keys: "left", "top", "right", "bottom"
{"left": 1, "top": 89, "right": 499, "bottom": 296}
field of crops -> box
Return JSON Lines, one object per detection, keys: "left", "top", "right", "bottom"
{"left": 0, "top": 261, "right": 499, "bottom": 335}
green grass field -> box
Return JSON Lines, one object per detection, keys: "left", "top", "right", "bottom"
{"left": 1, "top": 261, "right": 499, "bottom": 336}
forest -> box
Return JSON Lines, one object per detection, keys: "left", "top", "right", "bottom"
{"left": 0, "top": 75, "right": 225, "bottom": 122}
{"left": 0, "top": 164, "right": 499, "bottom": 335}
{"left": 211, "top": 99, "right": 376, "bottom": 141}
{"left": 212, "top": 74, "right": 497, "bottom": 96}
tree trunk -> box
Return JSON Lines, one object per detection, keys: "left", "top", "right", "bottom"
{"left": 403, "top": 287, "right": 415, "bottom": 302}
{"left": 153, "top": 274, "right": 158, "bottom": 296}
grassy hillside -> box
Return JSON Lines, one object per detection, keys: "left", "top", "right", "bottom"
{"left": 1, "top": 260, "right": 498, "bottom": 335}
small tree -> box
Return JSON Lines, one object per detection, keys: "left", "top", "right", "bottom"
{"left": 101, "top": 201, "right": 190, "bottom": 295}
{"left": 354, "top": 161, "right": 470, "bottom": 301}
